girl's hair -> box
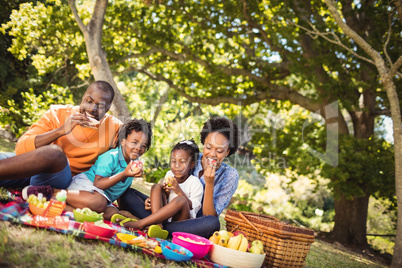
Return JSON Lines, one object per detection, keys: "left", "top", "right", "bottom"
{"left": 117, "top": 118, "right": 152, "bottom": 150}
{"left": 171, "top": 138, "right": 200, "bottom": 163}
{"left": 200, "top": 116, "right": 239, "bottom": 156}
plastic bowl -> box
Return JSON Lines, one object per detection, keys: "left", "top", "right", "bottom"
{"left": 172, "top": 232, "right": 212, "bottom": 259}
{"left": 83, "top": 221, "right": 117, "bottom": 238}
{"left": 207, "top": 244, "right": 266, "bottom": 268}
{"left": 29, "top": 203, "right": 47, "bottom": 216}
{"left": 73, "top": 210, "right": 103, "bottom": 223}
{"left": 161, "top": 240, "right": 193, "bottom": 262}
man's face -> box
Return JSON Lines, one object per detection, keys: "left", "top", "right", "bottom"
{"left": 79, "top": 85, "right": 112, "bottom": 121}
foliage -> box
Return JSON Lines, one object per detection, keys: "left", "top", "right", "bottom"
{"left": 0, "top": 85, "right": 74, "bottom": 137}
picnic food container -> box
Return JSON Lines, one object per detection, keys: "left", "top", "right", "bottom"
{"left": 224, "top": 210, "right": 315, "bottom": 268}
{"left": 172, "top": 232, "right": 212, "bottom": 259}
{"left": 207, "top": 243, "right": 266, "bottom": 268}
{"left": 161, "top": 240, "right": 193, "bottom": 262}
{"left": 73, "top": 209, "right": 103, "bottom": 222}
{"left": 83, "top": 221, "right": 117, "bottom": 238}
{"left": 29, "top": 203, "right": 46, "bottom": 216}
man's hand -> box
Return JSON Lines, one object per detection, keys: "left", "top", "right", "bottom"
{"left": 63, "top": 113, "right": 91, "bottom": 135}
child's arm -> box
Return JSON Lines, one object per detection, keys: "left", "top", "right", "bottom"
{"left": 94, "top": 162, "right": 142, "bottom": 190}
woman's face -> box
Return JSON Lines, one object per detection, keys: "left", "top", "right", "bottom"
{"left": 202, "top": 132, "right": 230, "bottom": 170}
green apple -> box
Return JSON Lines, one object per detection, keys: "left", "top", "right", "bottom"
{"left": 249, "top": 245, "right": 264, "bottom": 254}
{"left": 251, "top": 239, "right": 264, "bottom": 250}
{"left": 219, "top": 230, "right": 230, "bottom": 241}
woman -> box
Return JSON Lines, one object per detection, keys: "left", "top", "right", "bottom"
{"left": 118, "top": 116, "right": 239, "bottom": 238}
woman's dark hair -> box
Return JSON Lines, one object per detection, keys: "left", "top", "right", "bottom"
{"left": 200, "top": 116, "right": 239, "bottom": 156}
{"left": 171, "top": 139, "right": 200, "bottom": 163}
{"left": 117, "top": 118, "right": 152, "bottom": 150}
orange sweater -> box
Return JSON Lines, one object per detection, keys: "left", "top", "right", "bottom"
{"left": 15, "top": 104, "right": 122, "bottom": 174}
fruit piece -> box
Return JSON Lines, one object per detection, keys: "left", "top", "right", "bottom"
{"left": 250, "top": 245, "right": 264, "bottom": 254}
{"left": 166, "top": 245, "right": 171, "bottom": 250}
{"left": 218, "top": 237, "right": 228, "bottom": 247}
{"left": 251, "top": 239, "right": 264, "bottom": 250}
{"left": 209, "top": 234, "right": 219, "bottom": 244}
{"left": 154, "top": 246, "right": 162, "bottom": 254}
{"left": 233, "top": 230, "right": 247, "bottom": 238}
{"left": 227, "top": 234, "right": 242, "bottom": 250}
{"left": 238, "top": 236, "right": 248, "bottom": 252}
{"left": 218, "top": 230, "right": 230, "bottom": 241}
{"left": 227, "top": 232, "right": 234, "bottom": 238}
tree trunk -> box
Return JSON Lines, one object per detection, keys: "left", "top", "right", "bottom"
{"left": 68, "top": 0, "right": 130, "bottom": 120}
{"left": 332, "top": 194, "right": 369, "bottom": 248}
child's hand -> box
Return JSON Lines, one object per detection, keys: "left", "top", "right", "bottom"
{"left": 124, "top": 160, "right": 143, "bottom": 177}
{"left": 163, "top": 176, "right": 180, "bottom": 194}
{"left": 144, "top": 198, "right": 151, "bottom": 210}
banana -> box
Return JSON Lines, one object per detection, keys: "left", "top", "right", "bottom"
{"left": 238, "top": 235, "right": 248, "bottom": 252}
{"left": 227, "top": 234, "right": 242, "bottom": 250}
{"left": 209, "top": 231, "right": 221, "bottom": 244}
{"left": 218, "top": 237, "right": 228, "bottom": 247}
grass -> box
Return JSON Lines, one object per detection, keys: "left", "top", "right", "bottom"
{"left": 0, "top": 137, "right": 390, "bottom": 267}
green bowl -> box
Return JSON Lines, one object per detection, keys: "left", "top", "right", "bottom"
{"left": 73, "top": 210, "right": 103, "bottom": 223}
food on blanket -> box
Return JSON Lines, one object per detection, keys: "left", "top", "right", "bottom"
{"left": 218, "top": 230, "right": 230, "bottom": 241}
{"left": 76, "top": 207, "right": 104, "bottom": 217}
{"left": 94, "top": 220, "right": 114, "bottom": 230}
{"left": 56, "top": 190, "right": 67, "bottom": 202}
{"left": 178, "top": 235, "right": 206, "bottom": 245}
{"left": 84, "top": 221, "right": 117, "bottom": 238}
{"left": 73, "top": 207, "right": 103, "bottom": 222}
{"left": 27, "top": 194, "right": 50, "bottom": 209}
{"left": 208, "top": 231, "right": 221, "bottom": 244}
{"left": 116, "top": 233, "right": 137, "bottom": 242}
{"left": 218, "top": 237, "right": 228, "bottom": 247}
{"left": 224, "top": 234, "right": 249, "bottom": 252}
{"left": 154, "top": 245, "right": 162, "bottom": 254}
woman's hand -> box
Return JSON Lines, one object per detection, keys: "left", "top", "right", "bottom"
{"left": 203, "top": 163, "right": 216, "bottom": 185}
{"left": 144, "top": 198, "right": 151, "bottom": 210}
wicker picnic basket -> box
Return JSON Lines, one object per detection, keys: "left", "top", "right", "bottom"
{"left": 224, "top": 210, "right": 315, "bottom": 268}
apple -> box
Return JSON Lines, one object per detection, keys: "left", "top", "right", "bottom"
{"left": 251, "top": 239, "right": 264, "bottom": 250}
{"left": 218, "top": 230, "right": 230, "bottom": 241}
{"left": 233, "top": 230, "right": 247, "bottom": 238}
{"left": 249, "top": 245, "right": 264, "bottom": 254}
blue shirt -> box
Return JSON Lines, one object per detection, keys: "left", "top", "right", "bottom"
{"left": 192, "top": 153, "right": 239, "bottom": 216}
{"left": 83, "top": 146, "right": 133, "bottom": 202}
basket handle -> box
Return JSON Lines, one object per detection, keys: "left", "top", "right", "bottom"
{"left": 239, "top": 212, "right": 263, "bottom": 235}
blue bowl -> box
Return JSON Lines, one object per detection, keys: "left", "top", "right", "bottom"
{"left": 161, "top": 241, "right": 193, "bottom": 261}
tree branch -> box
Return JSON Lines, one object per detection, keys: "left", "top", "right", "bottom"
{"left": 90, "top": 0, "right": 108, "bottom": 42}
{"left": 287, "top": 19, "right": 375, "bottom": 66}
{"left": 389, "top": 56, "right": 402, "bottom": 77}
{"left": 324, "top": 0, "right": 382, "bottom": 64}
{"left": 68, "top": 0, "right": 87, "bottom": 34}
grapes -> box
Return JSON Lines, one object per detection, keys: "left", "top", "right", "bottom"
{"left": 28, "top": 194, "right": 49, "bottom": 209}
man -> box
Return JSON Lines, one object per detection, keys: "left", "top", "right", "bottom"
{"left": 0, "top": 81, "right": 122, "bottom": 198}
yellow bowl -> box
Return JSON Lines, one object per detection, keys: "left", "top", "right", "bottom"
{"left": 207, "top": 244, "right": 265, "bottom": 268}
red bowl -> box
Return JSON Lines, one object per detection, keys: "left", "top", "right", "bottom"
{"left": 172, "top": 232, "right": 212, "bottom": 259}
{"left": 83, "top": 221, "right": 117, "bottom": 238}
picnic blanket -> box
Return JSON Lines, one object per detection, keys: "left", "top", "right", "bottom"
{"left": 0, "top": 198, "right": 224, "bottom": 268}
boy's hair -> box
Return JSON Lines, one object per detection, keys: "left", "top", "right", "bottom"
{"left": 200, "top": 116, "right": 239, "bottom": 156}
{"left": 171, "top": 139, "right": 200, "bottom": 163}
{"left": 117, "top": 118, "right": 152, "bottom": 150}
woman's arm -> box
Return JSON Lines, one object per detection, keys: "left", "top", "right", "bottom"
{"left": 202, "top": 164, "right": 218, "bottom": 216}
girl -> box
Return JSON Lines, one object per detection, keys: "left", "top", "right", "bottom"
{"left": 62, "top": 118, "right": 152, "bottom": 220}
{"left": 118, "top": 139, "right": 203, "bottom": 231}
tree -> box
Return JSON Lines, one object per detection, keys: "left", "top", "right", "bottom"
{"left": 67, "top": 0, "right": 129, "bottom": 119}
{"left": 318, "top": 1, "right": 401, "bottom": 266}
{"left": 2, "top": 0, "right": 399, "bottom": 252}
{"left": 101, "top": 0, "right": 399, "bottom": 250}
